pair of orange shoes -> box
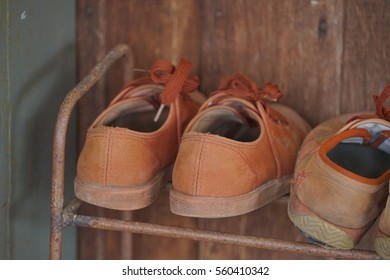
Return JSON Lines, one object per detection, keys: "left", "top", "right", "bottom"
{"left": 74, "top": 59, "right": 390, "bottom": 258}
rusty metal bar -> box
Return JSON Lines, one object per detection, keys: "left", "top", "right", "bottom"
{"left": 63, "top": 198, "right": 82, "bottom": 226}
{"left": 72, "top": 215, "right": 380, "bottom": 260}
{"left": 49, "top": 44, "right": 132, "bottom": 260}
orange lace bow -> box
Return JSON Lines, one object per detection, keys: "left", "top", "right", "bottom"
{"left": 217, "top": 73, "right": 282, "bottom": 104}
{"left": 148, "top": 59, "right": 200, "bottom": 105}
{"left": 116, "top": 58, "right": 200, "bottom": 104}
{"left": 348, "top": 82, "right": 390, "bottom": 123}
{"left": 114, "top": 59, "right": 200, "bottom": 122}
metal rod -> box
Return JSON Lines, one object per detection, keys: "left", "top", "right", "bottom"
{"left": 63, "top": 198, "right": 83, "bottom": 226}
{"left": 49, "top": 44, "right": 131, "bottom": 260}
{"left": 72, "top": 215, "right": 380, "bottom": 260}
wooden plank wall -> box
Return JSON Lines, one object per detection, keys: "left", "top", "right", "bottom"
{"left": 76, "top": 0, "right": 390, "bottom": 259}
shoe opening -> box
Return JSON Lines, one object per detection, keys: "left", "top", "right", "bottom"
{"left": 100, "top": 96, "right": 170, "bottom": 133}
{"left": 326, "top": 124, "right": 390, "bottom": 179}
{"left": 189, "top": 107, "right": 260, "bottom": 142}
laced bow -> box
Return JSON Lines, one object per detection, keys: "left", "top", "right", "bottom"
{"left": 206, "top": 74, "right": 285, "bottom": 124}
{"left": 149, "top": 59, "right": 200, "bottom": 104}
{"left": 348, "top": 82, "right": 390, "bottom": 123}
{"left": 116, "top": 59, "right": 200, "bottom": 121}
{"left": 216, "top": 74, "right": 282, "bottom": 103}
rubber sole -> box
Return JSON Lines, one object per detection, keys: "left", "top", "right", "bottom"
{"left": 375, "top": 231, "right": 390, "bottom": 259}
{"left": 74, "top": 168, "right": 170, "bottom": 211}
{"left": 170, "top": 175, "right": 291, "bottom": 218}
{"left": 288, "top": 187, "right": 370, "bottom": 250}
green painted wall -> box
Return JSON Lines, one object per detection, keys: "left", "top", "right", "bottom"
{"left": 0, "top": 0, "right": 76, "bottom": 259}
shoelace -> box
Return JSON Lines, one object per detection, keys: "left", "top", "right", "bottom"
{"left": 111, "top": 59, "right": 200, "bottom": 121}
{"left": 216, "top": 73, "right": 282, "bottom": 103}
{"left": 211, "top": 74, "right": 284, "bottom": 123}
{"left": 346, "top": 82, "right": 390, "bottom": 147}
{"left": 348, "top": 82, "right": 390, "bottom": 123}
{"left": 149, "top": 60, "right": 200, "bottom": 104}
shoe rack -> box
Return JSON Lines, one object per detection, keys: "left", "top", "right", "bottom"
{"left": 49, "top": 44, "right": 380, "bottom": 260}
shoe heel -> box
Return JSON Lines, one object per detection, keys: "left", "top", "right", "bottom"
{"left": 170, "top": 176, "right": 291, "bottom": 218}
{"left": 375, "top": 230, "right": 390, "bottom": 259}
{"left": 74, "top": 169, "right": 168, "bottom": 210}
{"left": 288, "top": 187, "right": 370, "bottom": 250}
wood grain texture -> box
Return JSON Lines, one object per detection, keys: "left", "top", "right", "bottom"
{"left": 77, "top": 0, "right": 108, "bottom": 147}
{"left": 76, "top": 0, "right": 108, "bottom": 260}
{"left": 122, "top": 0, "right": 201, "bottom": 71}
{"left": 122, "top": 0, "right": 201, "bottom": 259}
{"left": 198, "top": 200, "right": 323, "bottom": 260}
{"left": 340, "top": 0, "right": 390, "bottom": 252}
{"left": 105, "top": 0, "right": 135, "bottom": 102}
{"left": 198, "top": 0, "right": 344, "bottom": 260}
{"left": 200, "top": 0, "right": 344, "bottom": 126}
{"left": 133, "top": 188, "right": 199, "bottom": 260}
{"left": 76, "top": 0, "right": 134, "bottom": 260}
{"left": 340, "top": 0, "right": 390, "bottom": 114}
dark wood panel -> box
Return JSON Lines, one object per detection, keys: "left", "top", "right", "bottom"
{"left": 77, "top": 0, "right": 109, "bottom": 260}
{"left": 122, "top": 0, "right": 201, "bottom": 259}
{"left": 77, "top": 0, "right": 134, "bottom": 260}
{"left": 340, "top": 0, "right": 390, "bottom": 251}
{"left": 77, "top": 0, "right": 108, "bottom": 146}
{"left": 276, "top": 0, "right": 344, "bottom": 125}
{"left": 200, "top": 0, "right": 344, "bottom": 126}
{"left": 340, "top": 0, "right": 390, "bottom": 114}
{"left": 105, "top": 0, "right": 135, "bottom": 102}
{"left": 122, "top": 0, "right": 201, "bottom": 71}
{"left": 197, "top": 0, "right": 344, "bottom": 260}
{"left": 198, "top": 200, "right": 323, "bottom": 260}
{"left": 133, "top": 188, "right": 199, "bottom": 260}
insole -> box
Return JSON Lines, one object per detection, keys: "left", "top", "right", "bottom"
{"left": 327, "top": 143, "right": 390, "bottom": 179}
{"left": 200, "top": 119, "right": 260, "bottom": 142}
{"left": 106, "top": 108, "right": 169, "bottom": 133}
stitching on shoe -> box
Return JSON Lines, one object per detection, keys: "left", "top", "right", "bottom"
{"left": 108, "top": 132, "right": 114, "bottom": 185}
{"left": 104, "top": 131, "right": 111, "bottom": 186}
{"left": 197, "top": 139, "right": 206, "bottom": 196}
{"left": 194, "top": 138, "right": 205, "bottom": 196}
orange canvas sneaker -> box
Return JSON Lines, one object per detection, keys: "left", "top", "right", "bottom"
{"left": 170, "top": 74, "right": 311, "bottom": 218}
{"left": 288, "top": 82, "right": 390, "bottom": 250}
{"left": 75, "top": 59, "right": 204, "bottom": 210}
{"left": 376, "top": 183, "right": 390, "bottom": 259}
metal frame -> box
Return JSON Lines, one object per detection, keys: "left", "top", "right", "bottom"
{"left": 49, "top": 44, "right": 380, "bottom": 260}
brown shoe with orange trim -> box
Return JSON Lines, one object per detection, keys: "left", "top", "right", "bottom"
{"left": 170, "top": 74, "right": 311, "bottom": 217}
{"left": 75, "top": 59, "right": 204, "bottom": 210}
{"left": 376, "top": 182, "right": 390, "bottom": 259}
{"left": 288, "top": 82, "right": 390, "bottom": 250}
